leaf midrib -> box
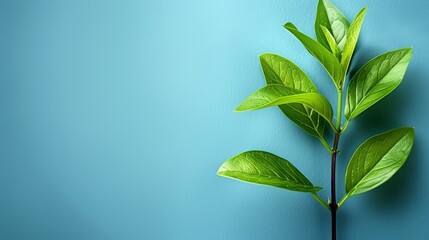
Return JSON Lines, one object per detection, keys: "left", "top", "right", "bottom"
{"left": 218, "top": 170, "right": 313, "bottom": 187}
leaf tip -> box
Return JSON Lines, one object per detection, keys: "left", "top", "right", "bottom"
{"left": 259, "top": 52, "right": 271, "bottom": 60}
{"left": 234, "top": 106, "right": 244, "bottom": 112}
{"left": 283, "top": 22, "right": 296, "bottom": 30}
{"left": 354, "top": 7, "right": 367, "bottom": 22}
{"left": 399, "top": 126, "right": 415, "bottom": 135}
{"left": 216, "top": 164, "right": 227, "bottom": 176}
{"left": 234, "top": 102, "right": 248, "bottom": 112}
{"left": 399, "top": 47, "right": 413, "bottom": 55}
{"left": 355, "top": 7, "right": 368, "bottom": 20}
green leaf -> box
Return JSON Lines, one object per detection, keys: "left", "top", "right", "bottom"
{"left": 345, "top": 127, "right": 415, "bottom": 197}
{"left": 345, "top": 48, "right": 412, "bottom": 120}
{"left": 217, "top": 151, "right": 322, "bottom": 192}
{"left": 320, "top": 25, "right": 341, "bottom": 59}
{"left": 284, "top": 22, "right": 344, "bottom": 89}
{"left": 235, "top": 84, "right": 334, "bottom": 126}
{"left": 341, "top": 7, "right": 367, "bottom": 76}
{"left": 260, "top": 53, "right": 324, "bottom": 137}
{"left": 260, "top": 53, "right": 318, "bottom": 92}
{"left": 315, "top": 0, "right": 349, "bottom": 52}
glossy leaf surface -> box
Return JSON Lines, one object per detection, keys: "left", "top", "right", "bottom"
{"left": 345, "top": 127, "right": 415, "bottom": 196}
{"left": 260, "top": 53, "right": 324, "bottom": 137}
{"left": 315, "top": 0, "right": 349, "bottom": 52}
{"left": 284, "top": 22, "right": 343, "bottom": 89}
{"left": 235, "top": 84, "right": 333, "bottom": 124}
{"left": 345, "top": 48, "right": 412, "bottom": 120}
{"left": 320, "top": 26, "right": 340, "bottom": 59}
{"left": 341, "top": 8, "right": 367, "bottom": 77}
{"left": 218, "top": 151, "right": 322, "bottom": 192}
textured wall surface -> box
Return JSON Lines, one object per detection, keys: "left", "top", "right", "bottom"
{"left": 0, "top": 0, "right": 428, "bottom": 239}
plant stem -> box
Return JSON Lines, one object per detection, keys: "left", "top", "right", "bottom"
{"left": 330, "top": 131, "right": 340, "bottom": 240}
{"left": 330, "top": 89, "right": 342, "bottom": 240}
{"left": 336, "top": 90, "right": 342, "bottom": 129}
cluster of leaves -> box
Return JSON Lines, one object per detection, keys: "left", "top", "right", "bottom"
{"left": 218, "top": 0, "right": 414, "bottom": 209}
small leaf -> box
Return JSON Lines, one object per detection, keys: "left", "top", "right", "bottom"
{"left": 345, "top": 127, "right": 415, "bottom": 197}
{"left": 218, "top": 151, "right": 322, "bottom": 192}
{"left": 284, "top": 22, "right": 344, "bottom": 90}
{"left": 345, "top": 48, "right": 412, "bottom": 120}
{"left": 341, "top": 7, "right": 367, "bottom": 76}
{"left": 315, "top": 0, "right": 349, "bottom": 52}
{"left": 235, "top": 84, "right": 333, "bottom": 125}
{"left": 320, "top": 25, "right": 341, "bottom": 59}
{"left": 260, "top": 53, "right": 324, "bottom": 137}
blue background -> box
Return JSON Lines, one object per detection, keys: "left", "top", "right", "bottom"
{"left": 0, "top": 0, "right": 427, "bottom": 239}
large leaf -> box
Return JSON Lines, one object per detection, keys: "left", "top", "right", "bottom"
{"left": 341, "top": 7, "right": 367, "bottom": 77}
{"left": 235, "top": 84, "right": 333, "bottom": 125}
{"left": 217, "top": 151, "right": 322, "bottom": 192}
{"left": 345, "top": 127, "right": 415, "bottom": 197}
{"left": 284, "top": 22, "right": 344, "bottom": 89}
{"left": 260, "top": 53, "right": 324, "bottom": 137}
{"left": 315, "top": 0, "right": 349, "bottom": 52}
{"left": 345, "top": 48, "right": 412, "bottom": 120}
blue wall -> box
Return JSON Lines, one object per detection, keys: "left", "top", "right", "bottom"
{"left": 0, "top": 0, "right": 427, "bottom": 239}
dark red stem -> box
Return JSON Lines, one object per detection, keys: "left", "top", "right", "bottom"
{"left": 330, "top": 131, "right": 341, "bottom": 240}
